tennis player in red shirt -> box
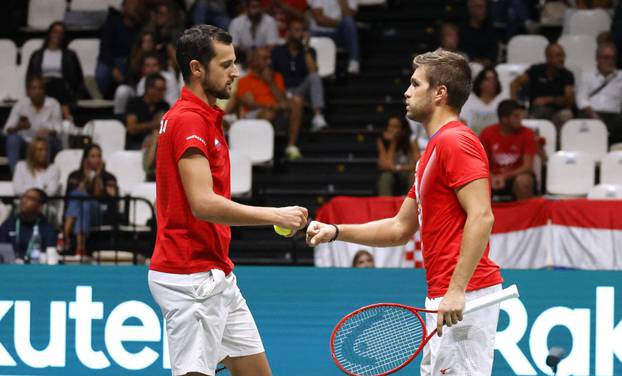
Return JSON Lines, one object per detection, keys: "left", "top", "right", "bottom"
{"left": 148, "top": 25, "right": 308, "bottom": 376}
{"left": 307, "top": 49, "right": 503, "bottom": 375}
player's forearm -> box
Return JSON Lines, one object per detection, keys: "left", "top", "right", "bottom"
{"left": 191, "top": 193, "right": 279, "bottom": 226}
{"left": 338, "top": 218, "right": 413, "bottom": 247}
{"left": 448, "top": 210, "right": 494, "bottom": 293}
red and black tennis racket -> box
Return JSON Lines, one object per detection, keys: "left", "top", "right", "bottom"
{"left": 330, "top": 284, "right": 519, "bottom": 376}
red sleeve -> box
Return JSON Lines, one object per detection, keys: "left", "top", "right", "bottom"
{"left": 522, "top": 128, "right": 537, "bottom": 156}
{"left": 440, "top": 131, "right": 489, "bottom": 189}
{"left": 172, "top": 112, "right": 211, "bottom": 161}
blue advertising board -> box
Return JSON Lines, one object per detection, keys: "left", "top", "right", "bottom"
{"left": 0, "top": 266, "right": 620, "bottom": 375}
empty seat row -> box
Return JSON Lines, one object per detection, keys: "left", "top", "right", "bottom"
{"left": 547, "top": 151, "right": 622, "bottom": 196}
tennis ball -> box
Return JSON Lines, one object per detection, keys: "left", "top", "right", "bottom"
{"left": 273, "top": 225, "right": 293, "bottom": 236}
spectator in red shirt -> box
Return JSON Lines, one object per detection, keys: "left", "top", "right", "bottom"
{"left": 236, "top": 47, "right": 305, "bottom": 159}
{"left": 480, "top": 99, "right": 537, "bottom": 200}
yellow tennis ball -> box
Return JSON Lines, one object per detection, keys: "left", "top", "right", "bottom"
{"left": 273, "top": 225, "right": 292, "bottom": 236}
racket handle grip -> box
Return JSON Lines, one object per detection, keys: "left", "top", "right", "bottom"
{"left": 463, "top": 284, "right": 519, "bottom": 314}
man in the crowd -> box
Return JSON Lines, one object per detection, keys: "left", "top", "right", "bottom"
{"left": 125, "top": 73, "right": 169, "bottom": 150}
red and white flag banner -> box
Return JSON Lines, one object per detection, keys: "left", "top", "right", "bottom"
{"left": 314, "top": 196, "right": 622, "bottom": 270}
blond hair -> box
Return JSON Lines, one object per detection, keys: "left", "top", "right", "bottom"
{"left": 412, "top": 49, "right": 472, "bottom": 112}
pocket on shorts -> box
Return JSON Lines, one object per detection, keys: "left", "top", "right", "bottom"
{"left": 192, "top": 269, "right": 227, "bottom": 300}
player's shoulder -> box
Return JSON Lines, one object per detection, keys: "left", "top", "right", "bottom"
{"left": 436, "top": 122, "right": 484, "bottom": 152}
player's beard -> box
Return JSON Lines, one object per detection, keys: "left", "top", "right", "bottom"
{"left": 202, "top": 77, "right": 230, "bottom": 100}
{"left": 406, "top": 95, "right": 434, "bottom": 123}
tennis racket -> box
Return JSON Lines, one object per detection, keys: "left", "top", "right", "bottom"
{"left": 330, "top": 284, "right": 519, "bottom": 376}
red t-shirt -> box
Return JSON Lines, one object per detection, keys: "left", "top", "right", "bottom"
{"left": 149, "top": 87, "right": 234, "bottom": 275}
{"left": 479, "top": 124, "right": 537, "bottom": 175}
{"left": 407, "top": 121, "right": 503, "bottom": 298}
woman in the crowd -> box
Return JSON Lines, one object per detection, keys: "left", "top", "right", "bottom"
{"left": 12, "top": 137, "right": 61, "bottom": 197}
{"left": 376, "top": 116, "right": 419, "bottom": 196}
{"left": 460, "top": 67, "right": 504, "bottom": 135}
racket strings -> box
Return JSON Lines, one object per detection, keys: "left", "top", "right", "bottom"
{"left": 333, "top": 306, "right": 425, "bottom": 376}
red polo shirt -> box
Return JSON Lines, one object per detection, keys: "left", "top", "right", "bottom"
{"left": 149, "top": 87, "right": 234, "bottom": 275}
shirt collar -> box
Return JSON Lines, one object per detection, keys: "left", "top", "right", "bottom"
{"left": 180, "top": 87, "right": 224, "bottom": 116}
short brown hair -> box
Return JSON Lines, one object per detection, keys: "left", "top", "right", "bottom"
{"left": 412, "top": 49, "right": 472, "bottom": 112}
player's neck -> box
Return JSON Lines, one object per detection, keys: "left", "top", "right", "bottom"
{"left": 422, "top": 107, "right": 459, "bottom": 137}
{"left": 185, "top": 83, "right": 217, "bottom": 107}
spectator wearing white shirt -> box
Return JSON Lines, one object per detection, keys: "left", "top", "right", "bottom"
{"left": 309, "top": 0, "right": 360, "bottom": 74}
{"left": 576, "top": 43, "right": 622, "bottom": 145}
{"left": 229, "top": 0, "right": 279, "bottom": 56}
{"left": 12, "top": 137, "right": 60, "bottom": 197}
{"left": 460, "top": 67, "right": 505, "bottom": 135}
{"left": 4, "top": 76, "right": 62, "bottom": 173}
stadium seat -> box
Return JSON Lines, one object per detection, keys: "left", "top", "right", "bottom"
{"left": 610, "top": 143, "right": 622, "bottom": 152}
{"left": 469, "top": 62, "right": 483, "bottom": 79}
{"left": 230, "top": 150, "right": 252, "bottom": 197}
{"left": 82, "top": 119, "right": 127, "bottom": 161}
{"left": 105, "top": 151, "right": 146, "bottom": 196}
{"left": 0, "top": 182, "right": 15, "bottom": 197}
{"left": 53, "top": 149, "right": 84, "bottom": 194}
{"left": 495, "top": 63, "right": 528, "bottom": 100}
{"left": 0, "top": 40, "right": 17, "bottom": 68}
{"left": 68, "top": 39, "right": 100, "bottom": 77}
{"left": 26, "top": 0, "right": 66, "bottom": 30}
{"left": 0, "top": 65, "right": 26, "bottom": 102}
{"left": 20, "top": 39, "right": 44, "bottom": 66}
{"left": 126, "top": 182, "right": 156, "bottom": 228}
{"left": 560, "top": 119, "right": 607, "bottom": 161}
{"left": 587, "top": 184, "right": 622, "bottom": 199}
{"left": 566, "top": 9, "right": 611, "bottom": 38}
{"left": 507, "top": 35, "right": 548, "bottom": 65}
{"left": 522, "top": 119, "right": 557, "bottom": 159}
{"left": 309, "top": 37, "right": 336, "bottom": 78}
{"left": 70, "top": 0, "right": 122, "bottom": 11}
{"left": 558, "top": 35, "right": 597, "bottom": 71}
{"left": 600, "top": 151, "right": 622, "bottom": 185}
{"left": 229, "top": 119, "right": 274, "bottom": 165}
{"left": 547, "top": 151, "right": 595, "bottom": 195}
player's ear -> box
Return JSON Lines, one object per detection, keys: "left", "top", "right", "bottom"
{"left": 189, "top": 60, "right": 205, "bottom": 80}
{"left": 435, "top": 85, "right": 448, "bottom": 104}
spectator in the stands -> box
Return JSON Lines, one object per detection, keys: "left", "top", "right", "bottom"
{"left": 125, "top": 73, "right": 169, "bottom": 150}
{"left": 236, "top": 47, "right": 305, "bottom": 160}
{"left": 438, "top": 22, "right": 467, "bottom": 59}
{"left": 64, "top": 144, "right": 119, "bottom": 256}
{"left": 480, "top": 100, "right": 537, "bottom": 201}
{"left": 149, "top": 0, "right": 185, "bottom": 72}
{"left": 114, "top": 52, "right": 179, "bottom": 115}
{"left": 12, "top": 137, "right": 60, "bottom": 197}
{"left": 461, "top": 67, "right": 504, "bottom": 135}
{"left": 4, "top": 76, "right": 62, "bottom": 173}
{"left": 510, "top": 43, "right": 575, "bottom": 136}
{"left": 272, "top": 18, "right": 328, "bottom": 132}
{"left": 490, "top": 0, "right": 535, "bottom": 42}
{"left": 190, "top": 0, "right": 230, "bottom": 30}
{"left": 26, "top": 21, "right": 85, "bottom": 120}
{"left": 262, "top": 0, "right": 308, "bottom": 37}
{"left": 95, "top": 0, "right": 145, "bottom": 98}
{"left": 309, "top": 0, "right": 360, "bottom": 74}
{"left": 376, "top": 116, "right": 419, "bottom": 196}
{"left": 459, "top": 0, "right": 500, "bottom": 66}
{"left": 142, "top": 130, "right": 158, "bottom": 181}
{"left": 126, "top": 30, "right": 159, "bottom": 87}
{"left": 229, "top": 0, "right": 279, "bottom": 56}
{"left": 576, "top": 43, "right": 622, "bottom": 145}
{"left": 352, "top": 249, "right": 374, "bottom": 268}
{"left": 0, "top": 188, "right": 57, "bottom": 261}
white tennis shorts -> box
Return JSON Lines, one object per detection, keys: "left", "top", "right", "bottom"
{"left": 148, "top": 269, "right": 265, "bottom": 376}
{"left": 420, "top": 284, "right": 502, "bottom": 376}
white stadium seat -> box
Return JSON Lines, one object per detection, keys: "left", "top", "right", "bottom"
{"left": 229, "top": 119, "right": 274, "bottom": 165}
{"left": 522, "top": 119, "right": 557, "bottom": 159}
{"left": 82, "top": 120, "right": 127, "bottom": 161}
{"left": 469, "top": 62, "right": 483, "bottom": 79}
{"left": 27, "top": 0, "right": 66, "bottom": 30}
{"left": 566, "top": 9, "right": 611, "bottom": 38}
{"left": 600, "top": 151, "right": 622, "bottom": 185}
{"left": 547, "top": 151, "right": 595, "bottom": 195}
{"left": 495, "top": 63, "right": 528, "bottom": 100}
{"left": 309, "top": 37, "right": 336, "bottom": 78}
{"left": 54, "top": 149, "right": 84, "bottom": 194}
{"left": 0, "top": 65, "right": 26, "bottom": 102}
{"left": 587, "top": 184, "right": 622, "bottom": 199}
{"left": 560, "top": 119, "right": 608, "bottom": 162}
{"left": 70, "top": 0, "right": 123, "bottom": 11}
{"left": 0, "top": 40, "right": 17, "bottom": 68}
{"left": 507, "top": 35, "right": 548, "bottom": 65}
{"left": 20, "top": 39, "right": 44, "bottom": 66}
{"left": 68, "top": 39, "right": 100, "bottom": 77}
{"left": 127, "top": 182, "right": 156, "bottom": 227}
{"left": 558, "top": 35, "right": 597, "bottom": 71}
{"left": 230, "top": 150, "right": 252, "bottom": 197}
{"left": 105, "top": 151, "right": 146, "bottom": 196}
{"left": 0, "top": 182, "right": 15, "bottom": 197}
